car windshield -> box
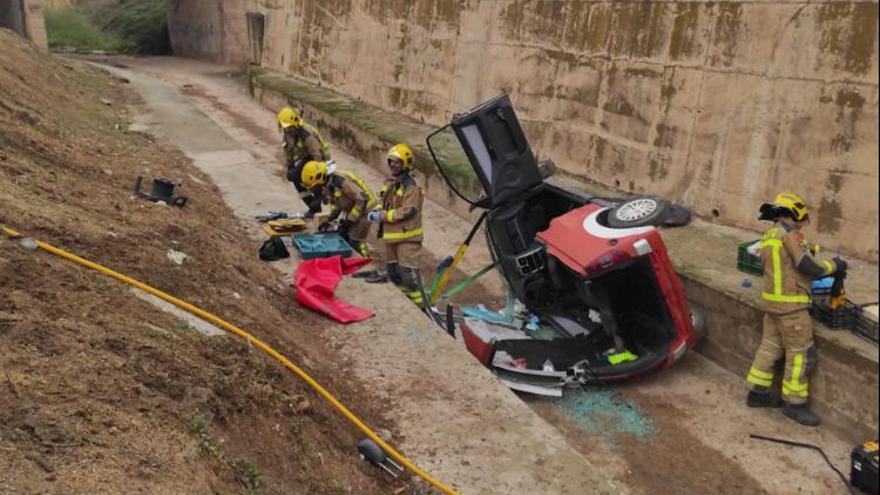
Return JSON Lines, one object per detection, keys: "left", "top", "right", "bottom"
{"left": 427, "top": 125, "right": 485, "bottom": 205}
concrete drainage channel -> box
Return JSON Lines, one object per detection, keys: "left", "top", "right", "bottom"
{"left": 99, "top": 57, "right": 874, "bottom": 494}
{"left": 246, "top": 66, "right": 877, "bottom": 444}
{"left": 99, "top": 60, "right": 628, "bottom": 495}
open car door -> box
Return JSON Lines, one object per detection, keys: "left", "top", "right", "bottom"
{"left": 427, "top": 94, "right": 543, "bottom": 209}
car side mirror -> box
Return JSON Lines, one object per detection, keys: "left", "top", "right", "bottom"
{"left": 538, "top": 159, "right": 556, "bottom": 179}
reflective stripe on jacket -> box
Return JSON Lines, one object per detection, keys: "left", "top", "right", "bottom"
{"left": 283, "top": 122, "right": 331, "bottom": 167}
{"left": 339, "top": 170, "right": 377, "bottom": 210}
{"left": 759, "top": 225, "right": 835, "bottom": 314}
{"left": 379, "top": 173, "right": 423, "bottom": 243}
{"left": 324, "top": 171, "right": 374, "bottom": 221}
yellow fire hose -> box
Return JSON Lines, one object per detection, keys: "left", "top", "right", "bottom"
{"left": 1, "top": 225, "right": 460, "bottom": 495}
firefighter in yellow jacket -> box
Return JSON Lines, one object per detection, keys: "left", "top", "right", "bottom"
{"left": 745, "top": 192, "right": 846, "bottom": 426}
{"left": 277, "top": 107, "right": 332, "bottom": 219}
{"left": 300, "top": 161, "right": 376, "bottom": 257}
{"left": 366, "top": 143, "right": 424, "bottom": 305}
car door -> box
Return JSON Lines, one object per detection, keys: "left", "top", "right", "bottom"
{"left": 427, "top": 94, "right": 543, "bottom": 209}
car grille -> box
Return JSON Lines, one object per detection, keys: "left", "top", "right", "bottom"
{"left": 515, "top": 245, "right": 545, "bottom": 276}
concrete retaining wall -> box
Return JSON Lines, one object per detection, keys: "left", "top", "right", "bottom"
{"left": 0, "top": 0, "right": 47, "bottom": 48}
{"left": 166, "top": 0, "right": 248, "bottom": 66}
{"left": 249, "top": 68, "right": 878, "bottom": 443}
{"left": 686, "top": 281, "right": 879, "bottom": 443}
{"left": 168, "top": 0, "right": 879, "bottom": 261}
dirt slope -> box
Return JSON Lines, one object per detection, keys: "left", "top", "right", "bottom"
{"left": 0, "top": 30, "right": 406, "bottom": 494}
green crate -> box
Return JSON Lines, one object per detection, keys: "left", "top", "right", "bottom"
{"left": 737, "top": 240, "right": 763, "bottom": 276}
{"left": 292, "top": 233, "right": 353, "bottom": 260}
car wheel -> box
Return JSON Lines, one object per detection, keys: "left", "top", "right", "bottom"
{"left": 607, "top": 197, "right": 669, "bottom": 228}
{"left": 690, "top": 308, "right": 707, "bottom": 342}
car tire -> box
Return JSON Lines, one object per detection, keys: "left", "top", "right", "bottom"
{"left": 690, "top": 308, "right": 707, "bottom": 342}
{"left": 607, "top": 197, "right": 669, "bottom": 228}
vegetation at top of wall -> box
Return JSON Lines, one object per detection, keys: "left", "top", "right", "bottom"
{"left": 44, "top": 0, "right": 170, "bottom": 55}
{"left": 44, "top": 6, "right": 131, "bottom": 53}
{"left": 78, "top": 0, "right": 170, "bottom": 55}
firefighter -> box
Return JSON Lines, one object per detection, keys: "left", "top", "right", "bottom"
{"left": 300, "top": 161, "right": 376, "bottom": 257}
{"left": 277, "top": 107, "right": 332, "bottom": 218}
{"left": 366, "top": 143, "right": 424, "bottom": 305}
{"left": 745, "top": 192, "right": 847, "bottom": 426}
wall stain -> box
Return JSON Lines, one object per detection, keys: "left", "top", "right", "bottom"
{"left": 834, "top": 88, "right": 865, "bottom": 110}
{"left": 653, "top": 123, "right": 677, "bottom": 149}
{"left": 711, "top": 2, "right": 743, "bottom": 67}
{"left": 544, "top": 48, "right": 579, "bottom": 66}
{"left": 648, "top": 155, "right": 670, "bottom": 182}
{"left": 660, "top": 83, "right": 677, "bottom": 100}
{"left": 585, "top": 3, "right": 612, "bottom": 52}
{"left": 818, "top": 196, "right": 841, "bottom": 233}
{"left": 817, "top": 3, "right": 878, "bottom": 75}
{"left": 603, "top": 94, "right": 635, "bottom": 117}
{"left": 669, "top": 2, "right": 700, "bottom": 60}
{"left": 611, "top": 146, "right": 626, "bottom": 174}
{"left": 830, "top": 133, "right": 852, "bottom": 154}
{"left": 826, "top": 171, "right": 844, "bottom": 194}
{"left": 611, "top": 2, "right": 667, "bottom": 58}
{"left": 625, "top": 67, "right": 662, "bottom": 79}
{"left": 590, "top": 135, "right": 607, "bottom": 173}
{"left": 562, "top": 0, "right": 591, "bottom": 51}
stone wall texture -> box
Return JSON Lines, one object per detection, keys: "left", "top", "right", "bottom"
{"left": 167, "top": 0, "right": 248, "bottom": 65}
{"left": 0, "top": 0, "right": 47, "bottom": 48}
{"left": 168, "top": 0, "right": 880, "bottom": 260}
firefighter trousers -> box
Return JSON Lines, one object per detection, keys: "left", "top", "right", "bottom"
{"left": 383, "top": 241, "right": 423, "bottom": 305}
{"left": 745, "top": 309, "right": 814, "bottom": 405}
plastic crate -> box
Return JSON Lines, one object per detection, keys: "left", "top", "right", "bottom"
{"left": 811, "top": 276, "right": 834, "bottom": 295}
{"left": 291, "top": 233, "right": 353, "bottom": 260}
{"left": 853, "top": 305, "right": 879, "bottom": 346}
{"left": 810, "top": 296, "right": 857, "bottom": 330}
{"left": 737, "top": 240, "right": 763, "bottom": 276}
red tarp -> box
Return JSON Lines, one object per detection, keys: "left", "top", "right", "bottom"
{"left": 293, "top": 256, "right": 374, "bottom": 324}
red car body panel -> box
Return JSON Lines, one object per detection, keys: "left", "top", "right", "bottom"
{"left": 537, "top": 204, "right": 696, "bottom": 368}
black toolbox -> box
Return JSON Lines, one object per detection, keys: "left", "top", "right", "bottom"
{"left": 851, "top": 440, "right": 879, "bottom": 494}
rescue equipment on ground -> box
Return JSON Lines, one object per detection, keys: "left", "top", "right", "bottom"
{"left": 851, "top": 440, "right": 879, "bottom": 495}
{"left": 259, "top": 237, "right": 290, "bottom": 261}
{"left": 357, "top": 438, "right": 404, "bottom": 478}
{"left": 750, "top": 434, "right": 855, "bottom": 495}
{"left": 292, "top": 232, "right": 354, "bottom": 259}
{"left": 293, "top": 255, "right": 374, "bottom": 324}
{"left": 132, "top": 176, "right": 188, "bottom": 207}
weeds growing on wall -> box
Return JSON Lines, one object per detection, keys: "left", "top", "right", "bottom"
{"left": 81, "top": 0, "right": 170, "bottom": 55}
{"left": 44, "top": 0, "right": 170, "bottom": 55}
{"left": 44, "top": 7, "right": 130, "bottom": 53}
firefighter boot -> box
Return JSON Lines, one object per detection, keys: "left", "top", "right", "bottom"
{"left": 363, "top": 272, "right": 388, "bottom": 284}
{"left": 747, "top": 388, "right": 782, "bottom": 408}
{"left": 397, "top": 265, "right": 425, "bottom": 307}
{"left": 353, "top": 270, "right": 380, "bottom": 279}
{"left": 782, "top": 403, "right": 820, "bottom": 427}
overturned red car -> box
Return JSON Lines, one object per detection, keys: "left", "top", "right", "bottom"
{"left": 426, "top": 95, "right": 704, "bottom": 395}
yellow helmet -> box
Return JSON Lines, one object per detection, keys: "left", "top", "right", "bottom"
{"left": 277, "top": 107, "right": 302, "bottom": 130}
{"left": 301, "top": 161, "right": 329, "bottom": 190}
{"left": 386, "top": 143, "right": 414, "bottom": 171}
{"left": 773, "top": 192, "right": 809, "bottom": 221}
